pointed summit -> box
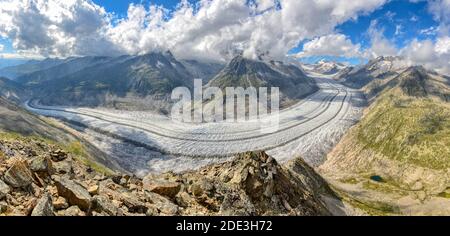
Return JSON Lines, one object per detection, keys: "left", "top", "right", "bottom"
{"left": 208, "top": 55, "right": 318, "bottom": 105}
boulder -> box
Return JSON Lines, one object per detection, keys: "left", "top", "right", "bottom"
{"left": 59, "top": 206, "right": 85, "bottom": 216}
{"left": 0, "top": 180, "right": 10, "bottom": 200}
{"left": 54, "top": 177, "right": 91, "bottom": 210}
{"left": 31, "top": 193, "right": 55, "bottom": 216}
{"left": 53, "top": 197, "right": 69, "bottom": 210}
{"left": 88, "top": 185, "right": 99, "bottom": 195}
{"left": 3, "top": 160, "right": 33, "bottom": 188}
{"left": 143, "top": 176, "right": 181, "bottom": 199}
{"left": 92, "top": 195, "right": 121, "bottom": 216}
{"left": 30, "top": 156, "right": 53, "bottom": 174}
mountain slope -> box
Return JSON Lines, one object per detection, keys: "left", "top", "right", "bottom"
{"left": 180, "top": 59, "right": 224, "bottom": 83}
{"left": 26, "top": 52, "right": 195, "bottom": 111}
{"left": 339, "top": 56, "right": 408, "bottom": 89}
{"left": 0, "top": 58, "right": 65, "bottom": 80}
{"left": 16, "top": 56, "right": 113, "bottom": 86}
{"left": 0, "top": 96, "right": 116, "bottom": 173}
{"left": 208, "top": 56, "right": 318, "bottom": 107}
{"left": 309, "top": 60, "right": 348, "bottom": 75}
{"left": 364, "top": 66, "right": 450, "bottom": 101}
{"left": 0, "top": 77, "right": 28, "bottom": 103}
{"left": 320, "top": 67, "right": 450, "bottom": 215}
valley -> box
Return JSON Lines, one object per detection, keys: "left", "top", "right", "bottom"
{"left": 1, "top": 0, "right": 449, "bottom": 218}
{"left": 0, "top": 53, "right": 449, "bottom": 216}
{"left": 24, "top": 76, "right": 364, "bottom": 175}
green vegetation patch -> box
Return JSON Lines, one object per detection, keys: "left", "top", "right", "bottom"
{"left": 0, "top": 131, "right": 113, "bottom": 175}
{"left": 355, "top": 89, "right": 450, "bottom": 170}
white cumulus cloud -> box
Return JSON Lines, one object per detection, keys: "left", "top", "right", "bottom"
{"left": 363, "top": 20, "right": 398, "bottom": 58}
{"left": 295, "top": 34, "right": 362, "bottom": 58}
{"left": 0, "top": 0, "right": 388, "bottom": 61}
{"left": 401, "top": 36, "right": 450, "bottom": 75}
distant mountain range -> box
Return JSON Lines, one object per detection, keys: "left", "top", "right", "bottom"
{"left": 302, "top": 60, "right": 348, "bottom": 76}
{"left": 1, "top": 53, "right": 448, "bottom": 115}
{"left": 337, "top": 56, "right": 409, "bottom": 88}
{"left": 0, "top": 52, "right": 322, "bottom": 112}
{"left": 0, "top": 58, "right": 67, "bottom": 80}
{"left": 0, "top": 52, "right": 225, "bottom": 111}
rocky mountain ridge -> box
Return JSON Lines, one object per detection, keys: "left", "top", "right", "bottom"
{"left": 208, "top": 55, "right": 318, "bottom": 108}
{"left": 0, "top": 134, "right": 337, "bottom": 216}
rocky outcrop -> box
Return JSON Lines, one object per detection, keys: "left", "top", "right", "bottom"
{"left": 0, "top": 136, "right": 336, "bottom": 216}
{"left": 174, "top": 151, "right": 332, "bottom": 216}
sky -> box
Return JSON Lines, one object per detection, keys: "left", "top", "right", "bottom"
{"left": 0, "top": 0, "right": 449, "bottom": 74}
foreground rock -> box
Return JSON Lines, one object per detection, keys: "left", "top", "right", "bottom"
{"left": 0, "top": 135, "right": 337, "bottom": 216}
{"left": 3, "top": 160, "right": 33, "bottom": 188}
{"left": 31, "top": 193, "right": 54, "bottom": 216}
{"left": 174, "top": 151, "right": 332, "bottom": 216}
{"left": 143, "top": 176, "right": 181, "bottom": 199}
{"left": 54, "top": 177, "right": 92, "bottom": 211}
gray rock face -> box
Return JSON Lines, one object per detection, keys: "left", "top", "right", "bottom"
{"left": 52, "top": 160, "right": 73, "bottom": 175}
{"left": 30, "top": 156, "right": 53, "bottom": 174}
{"left": 145, "top": 191, "right": 179, "bottom": 215}
{"left": 92, "top": 195, "right": 120, "bottom": 216}
{"left": 3, "top": 161, "right": 33, "bottom": 188}
{"left": 54, "top": 177, "right": 91, "bottom": 210}
{"left": 0, "top": 180, "right": 11, "bottom": 200}
{"left": 31, "top": 193, "right": 55, "bottom": 216}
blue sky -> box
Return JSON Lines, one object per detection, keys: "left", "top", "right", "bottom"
{"left": 294, "top": 0, "right": 441, "bottom": 64}
{"left": 0, "top": 0, "right": 447, "bottom": 70}
{"left": 90, "top": 0, "right": 441, "bottom": 63}
{"left": 91, "top": 0, "right": 441, "bottom": 52}
{"left": 93, "top": 0, "right": 184, "bottom": 14}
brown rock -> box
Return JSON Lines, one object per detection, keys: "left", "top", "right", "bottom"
{"left": 120, "top": 192, "right": 147, "bottom": 213}
{"left": 3, "top": 160, "right": 33, "bottom": 188}
{"left": 53, "top": 197, "right": 69, "bottom": 210}
{"left": 54, "top": 176, "right": 92, "bottom": 210}
{"left": 143, "top": 176, "right": 181, "bottom": 199}
{"left": 88, "top": 185, "right": 99, "bottom": 196}
{"left": 59, "top": 206, "right": 85, "bottom": 216}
